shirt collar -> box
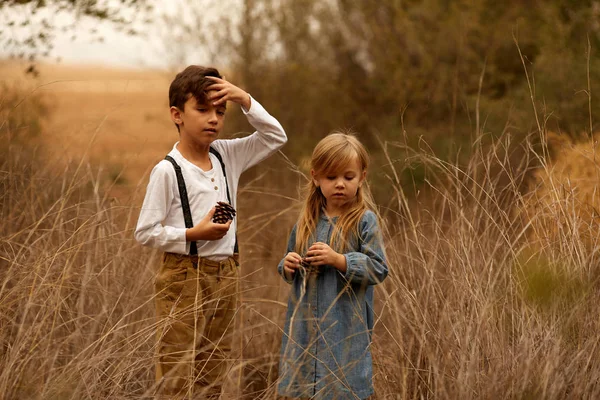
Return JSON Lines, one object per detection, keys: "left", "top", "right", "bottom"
{"left": 320, "top": 208, "right": 339, "bottom": 222}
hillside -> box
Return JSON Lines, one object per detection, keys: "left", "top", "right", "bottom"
{"left": 2, "top": 61, "right": 175, "bottom": 200}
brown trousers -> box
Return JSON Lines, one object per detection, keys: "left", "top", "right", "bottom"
{"left": 154, "top": 252, "right": 239, "bottom": 399}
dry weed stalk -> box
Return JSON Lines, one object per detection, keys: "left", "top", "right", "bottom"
{"left": 2, "top": 80, "right": 600, "bottom": 400}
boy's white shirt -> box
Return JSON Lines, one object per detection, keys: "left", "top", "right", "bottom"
{"left": 134, "top": 96, "right": 287, "bottom": 260}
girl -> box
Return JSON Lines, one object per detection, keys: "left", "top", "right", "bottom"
{"left": 277, "top": 132, "right": 389, "bottom": 399}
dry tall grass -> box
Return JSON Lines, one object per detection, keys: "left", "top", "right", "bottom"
{"left": 2, "top": 68, "right": 600, "bottom": 400}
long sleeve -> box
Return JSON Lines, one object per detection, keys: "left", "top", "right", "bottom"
{"left": 278, "top": 225, "right": 297, "bottom": 284}
{"left": 343, "top": 211, "right": 388, "bottom": 285}
{"left": 211, "top": 96, "right": 287, "bottom": 185}
{"left": 134, "top": 162, "right": 189, "bottom": 254}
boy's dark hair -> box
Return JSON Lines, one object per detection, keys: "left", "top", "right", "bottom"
{"left": 169, "top": 65, "right": 222, "bottom": 111}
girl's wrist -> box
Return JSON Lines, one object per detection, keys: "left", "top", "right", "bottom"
{"left": 334, "top": 253, "right": 347, "bottom": 272}
{"left": 283, "top": 265, "right": 295, "bottom": 280}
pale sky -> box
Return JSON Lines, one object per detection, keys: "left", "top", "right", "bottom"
{"left": 0, "top": 1, "right": 238, "bottom": 70}
{"left": 49, "top": 25, "right": 170, "bottom": 69}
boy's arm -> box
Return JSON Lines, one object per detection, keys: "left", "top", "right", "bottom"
{"left": 208, "top": 78, "right": 287, "bottom": 178}
{"left": 278, "top": 225, "right": 298, "bottom": 284}
{"left": 342, "top": 210, "right": 389, "bottom": 286}
{"left": 213, "top": 96, "right": 287, "bottom": 176}
{"left": 134, "top": 162, "right": 189, "bottom": 254}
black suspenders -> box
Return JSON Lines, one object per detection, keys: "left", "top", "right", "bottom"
{"left": 164, "top": 146, "right": 239, "bottom": 265}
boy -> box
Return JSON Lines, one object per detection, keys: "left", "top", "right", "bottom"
{"left": 135, "top": 65, "right": 287, "bottom": 398}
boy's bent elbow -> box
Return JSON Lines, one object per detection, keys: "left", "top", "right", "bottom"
{"left": 279, "top": 131, "right": 288, "bottom": 146}
{"left": 271, "top": 128, "right": 288, "bottom": 150}
{"left": 134, "top": 228, "right": 151, "bottom": 247}
{"left": 134, "top": 223, "right": 166, "bottom": 248}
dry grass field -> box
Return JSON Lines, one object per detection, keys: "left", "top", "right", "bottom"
{"left": 2, "top": 60, "right": 600, "bottom": 399}
{"left": 0, "top": 61, "right": 176, "bottom": 201}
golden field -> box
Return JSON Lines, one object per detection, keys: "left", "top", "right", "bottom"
{"left": 1, "top": 61, "right": 176, "bottom": 201}
{"left": 2, "top": 60, "right": 600, "bottom": 399}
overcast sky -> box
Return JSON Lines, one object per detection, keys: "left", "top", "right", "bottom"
{"left": 1, "top": 1, "right": 236, "bottom": 70}
{"left": 49, "top": 25, "right": 169, "bottom": 69}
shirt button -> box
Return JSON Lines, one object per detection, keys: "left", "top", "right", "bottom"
{"left": 214, "top": 186, "right": 218, "bottom": 190}
{"left": 211, "top": 178, "right": 215, "bottom": 182}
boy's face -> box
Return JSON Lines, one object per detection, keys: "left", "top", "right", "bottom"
{"left": 171, "top": 92, "right": 226, "bottom": 146}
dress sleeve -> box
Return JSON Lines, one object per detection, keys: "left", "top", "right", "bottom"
{"left": 134, "top": 162, "right": 189, "bottom": 254}
{"left": 343, "top": 210, "right": 388, "bottom": 285}
{"left": 277, "top": 224, "right": 298, "bottom": 284}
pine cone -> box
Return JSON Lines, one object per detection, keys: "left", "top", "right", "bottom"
{"left": 212, "top": 201, "right": 236, "bottom": 224}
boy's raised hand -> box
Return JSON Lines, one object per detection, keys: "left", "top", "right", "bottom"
{"left": 186, "top": 207, "right": 232, "bottom": 241}
{"left": 206, "top": 76, "right": 251, "bottom": 110}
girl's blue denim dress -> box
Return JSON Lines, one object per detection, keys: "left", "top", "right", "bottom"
{"left": 277, "top": 210, "right": 388, "bottom": 399}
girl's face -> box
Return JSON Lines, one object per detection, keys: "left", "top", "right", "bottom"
{"left": 311, "top": 158, "right": 366, "bottom": 216}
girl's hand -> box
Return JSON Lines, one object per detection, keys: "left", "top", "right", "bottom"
{"left": 305, "top": 242, "right": 347, "bottom": 271}
{"left": 206, "top": 76, "right": 251, "bottom": 110}
{"left": 283, "top": 252, "right": 302, "bottom": 279}
{"left": 283, "top": 252, "right": 302, "bottom": 271}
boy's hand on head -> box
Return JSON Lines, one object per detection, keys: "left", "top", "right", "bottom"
{"left": 186, "top": 207, "right": 232, "bottom": 241}
{"left": 206, "top": 76, "right": 251, "bottom": 110}
{"left": 305, "top": 242, "right": 347, "bottom": 271}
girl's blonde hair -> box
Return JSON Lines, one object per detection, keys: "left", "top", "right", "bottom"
{"left": 295, "top": 131, "right": 378, "bottom": 254}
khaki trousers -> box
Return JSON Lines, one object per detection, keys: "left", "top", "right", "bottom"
{"left": 154, "top": 252, "right": 239, "bottom": 399}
